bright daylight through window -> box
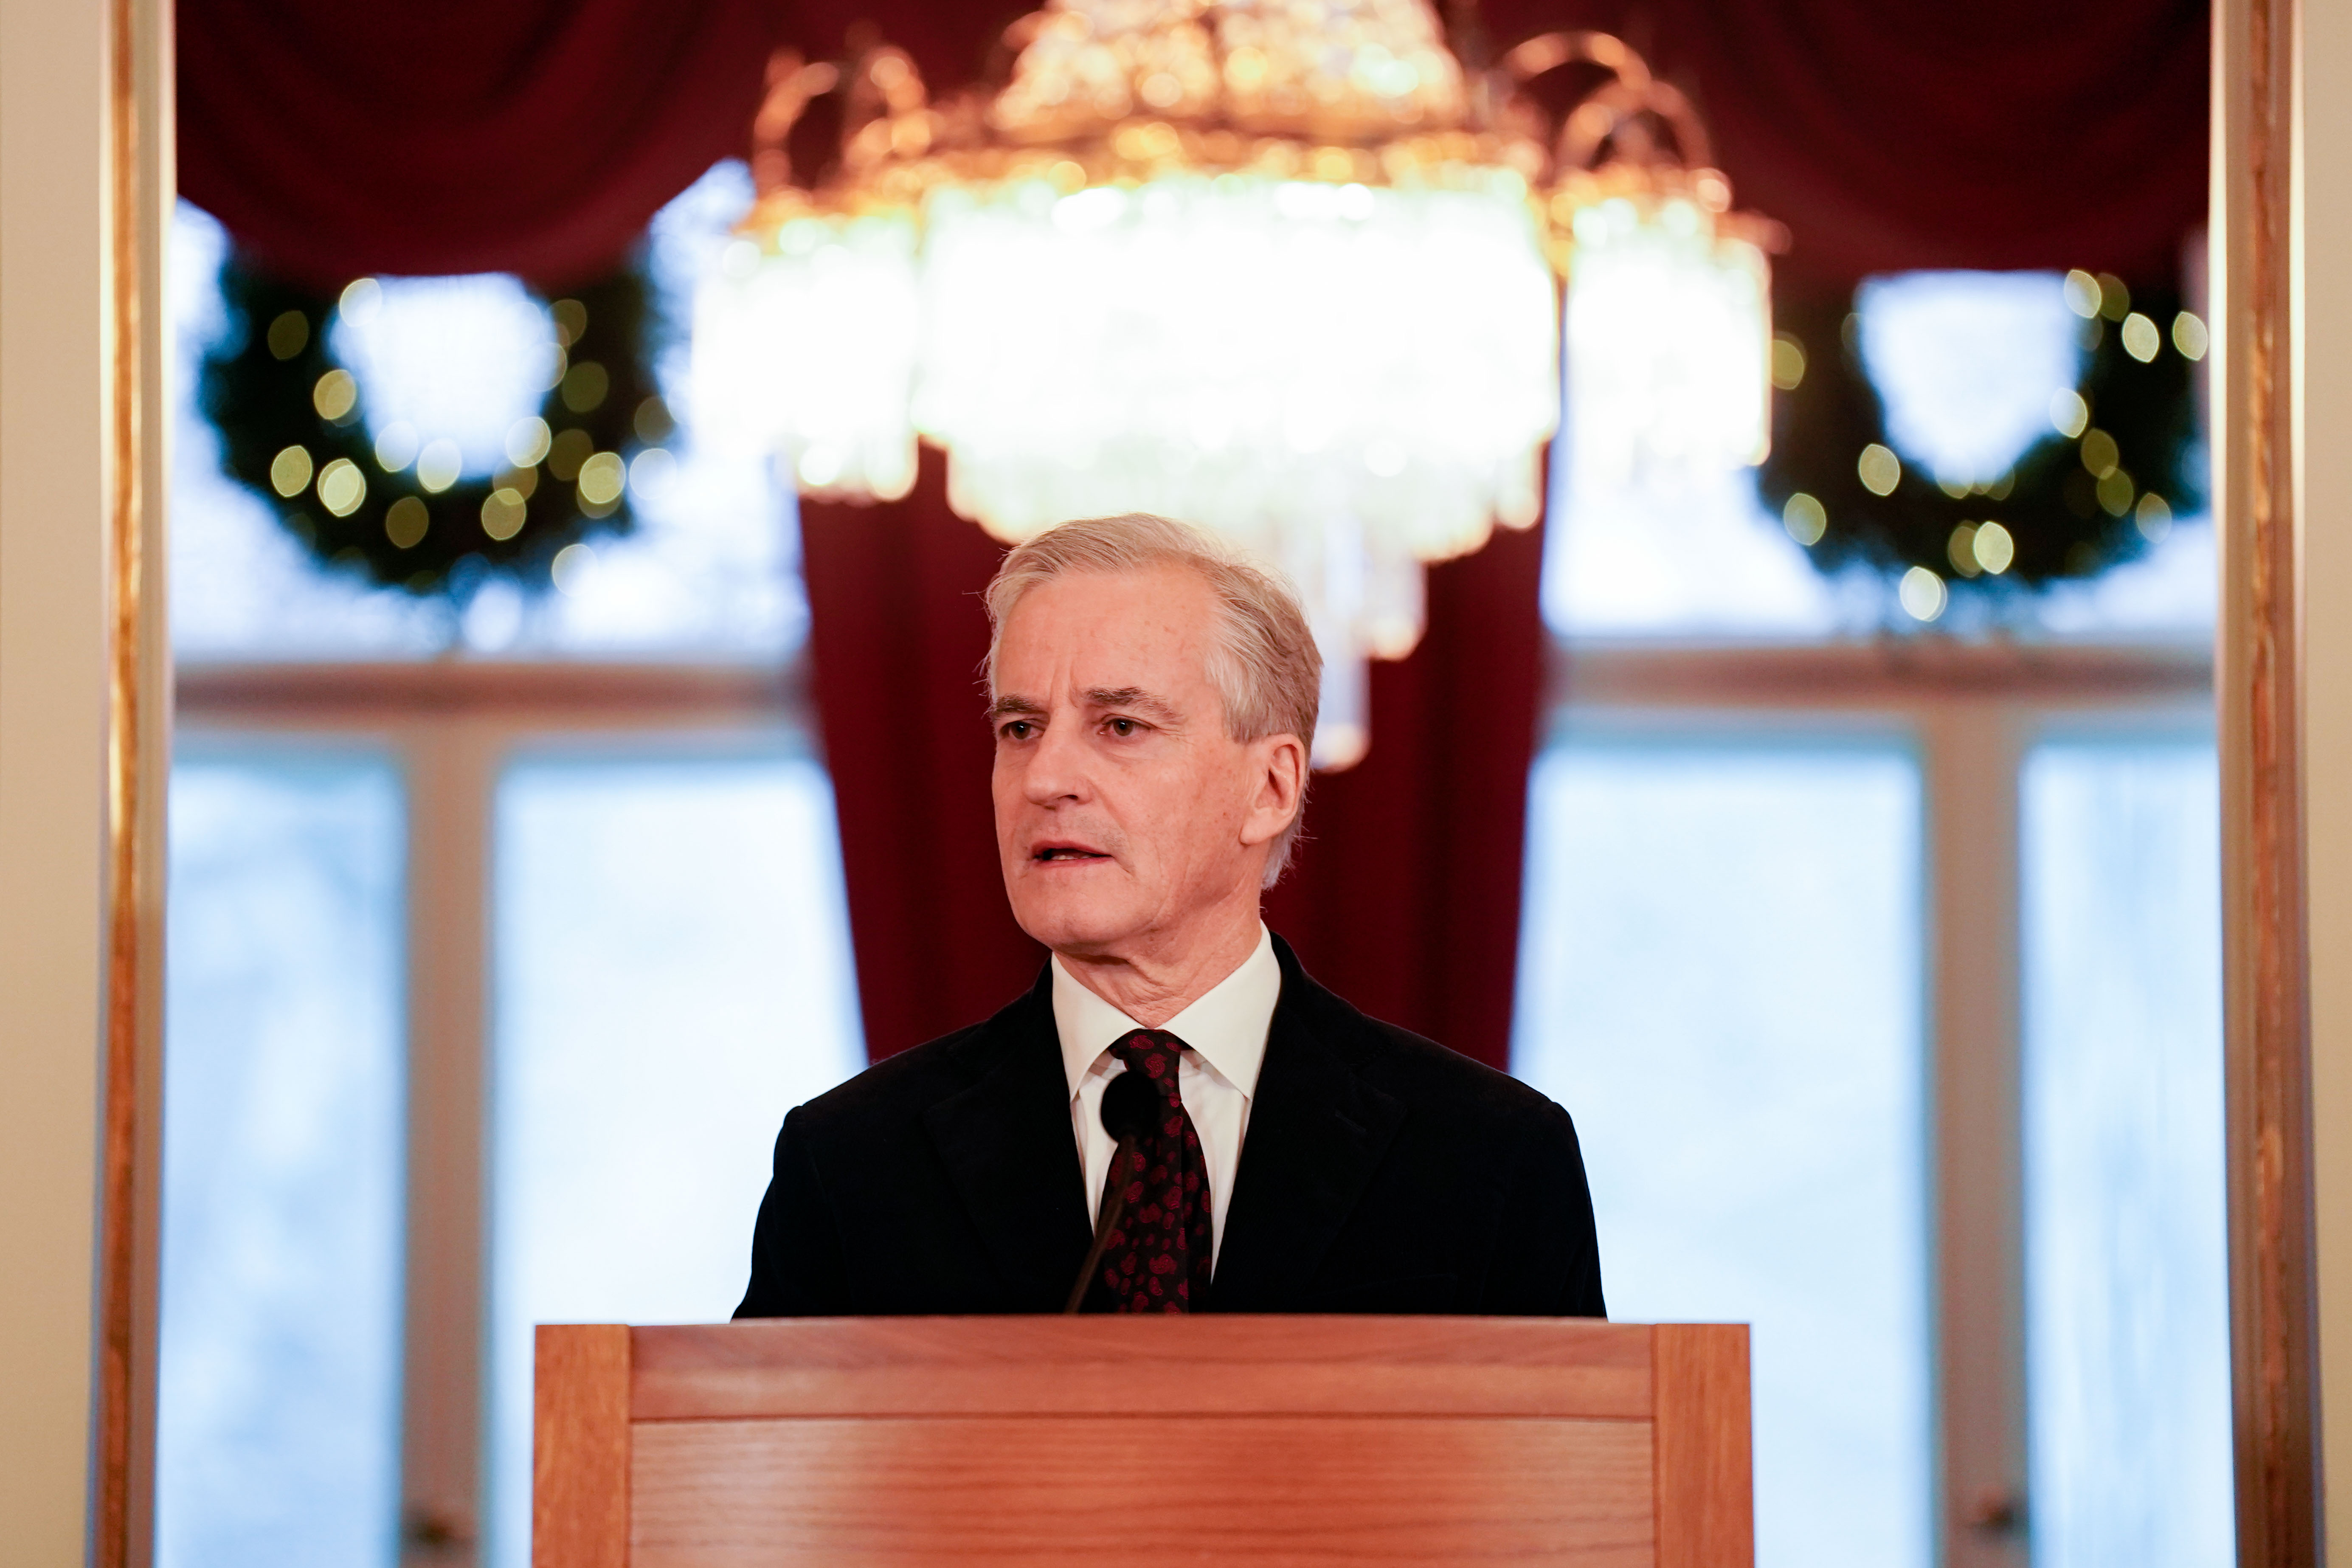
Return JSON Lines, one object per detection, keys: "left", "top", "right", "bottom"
{"left": 169, "top": 164, "right": 805, "bottom": 663}
{"left": 159, "top": 127, "right": 2221, "bottom": 1568}
{"left": 1545, "top": 269, "right": 2214, "bottom": 641}
{"left": 158, "top": 754, "right": 407, "bottom": 1567}
{"left": 1515, "top": 742, "right": 1930, "bottom": 1568}
{"left": 484, "top": 754, "right": 864, "bottom": 1568}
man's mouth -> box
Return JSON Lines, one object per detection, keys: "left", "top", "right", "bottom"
{"left": 1031, "top": 842, "right": 1111, "bottom": 864}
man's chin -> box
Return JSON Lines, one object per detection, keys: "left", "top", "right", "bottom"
{"left": 1006, "top": 882, "right": 1146, "bottom": 954}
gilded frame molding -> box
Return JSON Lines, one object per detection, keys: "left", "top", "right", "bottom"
{"left": 96, "top": 0, "right": 170, "bottom": 1562}
{"left": 2217, "top": 0, "right": 2324, "bottom": 1562}
{"left": 90, "top": 3, "right": 2330, "bottom": 1565}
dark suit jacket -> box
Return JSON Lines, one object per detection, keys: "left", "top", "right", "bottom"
{"left": 736, "top": 935, "right": 1605, "bottom": 1317}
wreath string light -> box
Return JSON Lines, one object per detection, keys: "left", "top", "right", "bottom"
{"left": 1758, "top": 269, "right": 2206, "bottom": 614}
{"left": 202, "top": 256, "right": 668, "bottom": 595}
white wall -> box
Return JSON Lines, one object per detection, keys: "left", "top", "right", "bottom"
{"left": 2302, "top": 3, "right": 2352, "bottom": 1559}
{"left": 0, "top": 0, "right": 115, "bottom": 1558}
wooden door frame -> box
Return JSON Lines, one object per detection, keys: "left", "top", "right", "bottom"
{"left": 95, "top": 3, "right": 2330, "bottom": 1564}
{"left": 95, "top": 0, "right": 172, "bottom": 1564}
{"left": 2214, "top": 0, "right": 2325, "bottom": 1564}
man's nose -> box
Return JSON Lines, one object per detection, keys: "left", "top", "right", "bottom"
{"left": 1021, "top": 713, "right": 1091, "bottom": 804}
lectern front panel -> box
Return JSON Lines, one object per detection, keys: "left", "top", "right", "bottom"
{"left": 635, "top": 1414, "right": 1651, "bottom": 1564}
{"left": 537, "top": 1317, "right": 1750, "bottom": 1568}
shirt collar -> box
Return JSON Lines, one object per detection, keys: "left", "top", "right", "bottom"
{"left": 1052, "top": 926, "right": 1280, "bottom": 1101}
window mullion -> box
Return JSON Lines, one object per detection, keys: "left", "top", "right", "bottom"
{"left": 1924, "top": 699, "right": 2030, "bottom": 1568}
{"left": 397, "top": 722, "right": 498, "bottom": 1567}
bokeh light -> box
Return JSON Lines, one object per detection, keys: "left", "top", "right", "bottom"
{"left": 372, "top": 421, "right": 419, "bottom": 473}
{"left": 415, "top": 439, "right": 463, "bottom": 494}
{"left": 312, "top": 369, "right": 358, "bottom": 422}
{"left": 1858, "top": 443, "right": 1902, "bottom": 496}
{"left": 2172, "top": 312, "right": 2209, "bottom": 361}
{"left": 269, "top": 444, "right": 313, "bottom": 498}
{"left": 576, "top": 451, "right": 625, "bottom": 508}
{"left": 1897, "top": 565, "right": 1947, "bottom": 622}
{"left": 550, "top": 542, "right": 593, "bottom": 596}
{"left": 479, "top": 487, "right": 527, "bottom": 541}
{"left": 315, "top": 458, "right": 365, "bottom": 517}
{"left": 265, "top": 310, "right": 309, "bottom": 360}
{"left": 384, "top": 496, "right": 429, "bottom": 550}
{"left": 1783, "top": 492, "right": 1828, "bottom": 546}
{"left": 1973, "top": 520, "right": 2016, "bottom": 575}
{"left": 2050, "top": 389, "right": 2090, "bottom": 440}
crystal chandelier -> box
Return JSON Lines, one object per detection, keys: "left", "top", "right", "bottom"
{"left": 692, "top": 11, "right": 1773, "bottom": 768}
{"left": 1516, "top": 33, "right": 1785, "bottom": 495}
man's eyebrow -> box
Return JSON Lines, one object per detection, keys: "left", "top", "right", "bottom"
{"left": 986, "top": 694, "right": 1046, "bottom": 721}
{"left": 1083, "top": 686, "right": 1182, "bottom": 723}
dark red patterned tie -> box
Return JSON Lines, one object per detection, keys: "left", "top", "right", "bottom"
{"left": 1093, "top": 1029, "right": 1212, "bottom": 1313}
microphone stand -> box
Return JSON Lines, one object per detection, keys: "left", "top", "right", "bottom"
{"left": 1064, "top": 1070, "right": 1159, "bottom": 1313}
{"left": 1063, "top": 1132, "right": 1141, "bottom": 1313}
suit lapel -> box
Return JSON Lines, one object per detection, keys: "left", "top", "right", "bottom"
{"left": 921, "top": 973, "right": 1095, "bottom": 1306}
{"left": 1208, "top": 940, "right": 1407, "bottom": 1310}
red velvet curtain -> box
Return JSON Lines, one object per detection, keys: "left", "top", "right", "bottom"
{"left": 798, "top": 453, "right": 1049, "bottom": 1057}
{"left": 177, "top": 0, "right": 2211, "bottom": 1068}
{"left": 1480, "top": 0, "right": 2209, "bottom": 289}
{"left": 1258, "top": 521, "right": 1549, "bottom": 1070}
{"left": 180, "top": 0, "right": 2208, "bottom": 290}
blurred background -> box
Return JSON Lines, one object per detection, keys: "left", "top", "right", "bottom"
{"left": 156, "top": 3, "right": 2223, "bottom": 1567}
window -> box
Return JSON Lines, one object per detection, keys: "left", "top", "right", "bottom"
{"left": 1518, "top": 271, "right": 2229, "bottom": 1563}
{"left": 1515, "top": 738, "right": 1930, "bottom": 1568}
{"left": 1544, "top": 270, "right": 2217, "bottom": 645}
{"left": 158, "top": 751, "right": 407, "bottom": 1567}
{"left": 167, "top": 166, "right": 805, "bottom": 664}
{"left": 484, "top": 752, "right": 864, "bottom": 1568}
{"left": 160, "top": 163, "right": 866, "bottom": 1563}
{"left": 2022, "top": 737, "right": 2231, "bottom": 1567}
{"left": 161, "top": 198, "right": 2229, "bottom": 1568}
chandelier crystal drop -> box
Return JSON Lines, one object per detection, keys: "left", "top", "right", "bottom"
{"left": 692, "top": 10, "right": 1774, "bottom": 768}
{"left": 693, "top": 208, "right": 923, "bottom": 501}
{"left": 1561, "top": 181, "right": 1772, "bottom": 490}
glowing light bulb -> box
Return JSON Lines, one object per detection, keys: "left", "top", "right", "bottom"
{"left": 690, "top": 212, "right": 922, "bottom": 502}
{"left": 1562, "top": 197, "right": 1770, "bottom": 491}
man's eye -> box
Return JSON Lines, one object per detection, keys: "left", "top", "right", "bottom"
{"left": 1108, "top": 718, "right": 1137, "bottom": 737}
{"left": 1001, "top": 720, "right": 1034, "bottom": 740}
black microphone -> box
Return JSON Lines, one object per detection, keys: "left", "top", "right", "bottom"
{"left": 1063, "top": 1070, "right": 1159, "bottom": 1313}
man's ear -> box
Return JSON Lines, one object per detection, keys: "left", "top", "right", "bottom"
{"left": 1238, "top": 731, "right": 1308, "bottom": 849}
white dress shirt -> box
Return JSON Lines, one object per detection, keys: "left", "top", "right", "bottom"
{"left": 1053, "top": 926, "right": 1280, "bottom": 1271}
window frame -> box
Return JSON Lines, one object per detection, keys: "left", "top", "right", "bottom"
{"left": 175, "top": 659, "right": 804, "bottom": 1561}
{"left": 1546, "top": 636, "right": 2212, "bottom": 1568}
{"left": 175, "top": 636, "right": 2212, "bottom": 1567}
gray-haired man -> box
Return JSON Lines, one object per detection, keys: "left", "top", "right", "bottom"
{"left": 740, "top": 513, "right": 1603, "bottom": 1316}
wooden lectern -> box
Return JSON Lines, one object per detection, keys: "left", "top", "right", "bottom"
{"left": 536, "top": 1317, "right": 1751, "bottom": 1566}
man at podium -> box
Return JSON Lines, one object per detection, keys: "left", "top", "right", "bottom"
{"left": 738, "top": 513, "right": 1604, "bottom": 1317}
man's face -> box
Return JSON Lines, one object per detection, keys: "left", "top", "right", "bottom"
{"left": 990, "top": 566, "right": 1294, "bottom": 958}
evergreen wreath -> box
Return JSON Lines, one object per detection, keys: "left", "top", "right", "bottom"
{"left": 1758, "top": 279, "right": 2206, "bottom": 594}
{"left": 203, "top": 255, "right": 668, "bottom": 595}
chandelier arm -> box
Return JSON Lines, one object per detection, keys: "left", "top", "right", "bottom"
{"left": 1497, "top": 30, "right": 1650, "bottom": 95}
{"left": 1634, "top": 80, "right": 1715, "bottom": 175}
{"left": 750, "top": 49, "right": 841, "bottom": 197}
{"left": 1553, "top": 76, "right": 1716, "bottom": 176}
{"left": 1496, "top": 28, "right": 1708, "bottom": 184}
{"left": 983, "top": 10, "right": 1046, "bottom": 85}
{"left": 838, "top": 48, "right": 933, "bottom": 182}
{"left": 1441, "top": 0, "right": 1497, "bottom": 75}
